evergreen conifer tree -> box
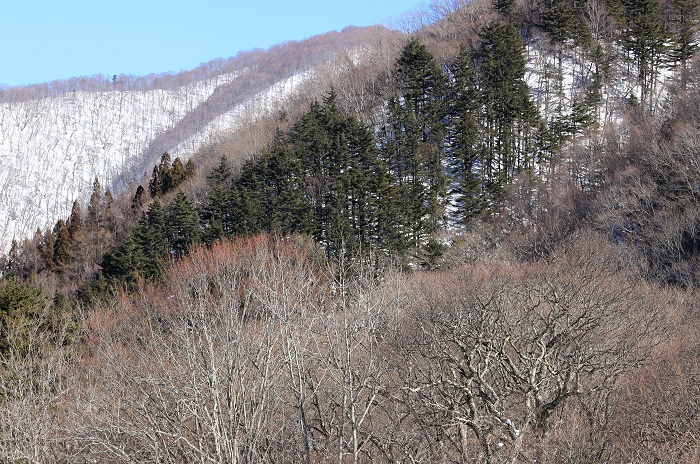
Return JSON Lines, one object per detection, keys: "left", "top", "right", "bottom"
{"left": 208, "top": 155, "right": 233, "bottom": 187}
{"left": 87, "top": 177, "right": 102, "bottom": 228}
{"left": 3, "top": 239, "right": 20, "bottom": 279}
{"left": 133, "top": 200, "right": 168, "bottom": 280}
{"left": 668, "top": 0, "right": 699, "bottom": 77}
{"left": 477, "top": 21, "right": 540, "bottom": 207}
{"left": 132, "top": 185, "right": 146, "bottom": 212}
{"left": 541, "top": 0, "right": 591, "bottom": 45}
{"left": 170, "top": 157, "right": 187, "bottom": 187}
{"left": 100, "top": 234, "right": 145, "bottom": 290}
{"left": 381, "top": 40, "right": 450, "bottom": 246}
{"left": 620, "top": 0, "right": 669, "bottom": 106}
{"left": 52, "top": 219, "right": 71, "bottom": 269}
{"left": 39, "top": 227, "right": 55, "bottom": 272}
{"left": 395, "top": 39, "right": 449, "bottom": 231}
{"left": 149, "top": 152, "right": 176, "bottom": 197}
{"left": 165, "top": 191, "right": 201, "bottom": 258}
{"left": 185, "top": 159, "right": 196, "bottom": 179}
{"left": 449, "top": 46, "right": 486, "bottom": 223}
{"left": 68, "top": 200, "right": 83, "bottom": 242}
{"left": 0, "top": 278, "right": 49, "bottom": 356}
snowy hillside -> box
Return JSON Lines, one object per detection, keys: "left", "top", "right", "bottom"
{"left": 0, "top": 76, "right": 232, "bottom": 252}
{"left": 0, "top": 26, "right": 394, "bottom": 253}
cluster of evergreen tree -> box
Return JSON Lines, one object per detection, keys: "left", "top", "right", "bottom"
{"left": 0, "top": 277, "right": 77, "bottom": 361}
{"left": 534, "top": 0, "right": 699, "bottom": 107}
{"left": 81, "top": 191, "right": 200, "bottom": 300}
{"left": 199, "top": 24, "right": 546, "bottom": 258}
{"left": 201, "top": 92, "right": 397, "bottom": 258}
{"left": 147, "top": 152, "right": 196, "bottom": 198}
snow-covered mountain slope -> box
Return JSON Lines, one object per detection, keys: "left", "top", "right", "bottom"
{"left": 0, "top": 77, "right": 229, "bottom": 251}
{"left": 0, "top": 26, "right": 396, "bottom": 253}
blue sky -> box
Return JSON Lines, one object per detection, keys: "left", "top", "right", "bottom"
{"left": 0, "top": 1, "right": 425, "bottom": 87}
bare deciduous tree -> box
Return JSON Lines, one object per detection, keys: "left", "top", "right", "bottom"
{"left": 395, "top": 232, "right": 661, "bottom": 462}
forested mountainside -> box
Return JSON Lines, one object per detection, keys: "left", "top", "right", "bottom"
{"left": 0, "top": 25, "right": 400, "bottom": 254}
{"left": 2, "top": 0, "right": 700, "bottom": 462}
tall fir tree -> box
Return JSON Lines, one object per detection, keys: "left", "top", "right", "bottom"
{"left": 449, "top": 46, "right": 486, "bottom": 223}
{"left": 207, "top": 155, "right": 233, "bottom": 187}
{"left": 100, "top": 234, "right": 146, "bottom": 290}
{"left": 52, "top": 219, "right": 71, "bottom": 269}
{"left": 68, "top": 200, "right": 83, "bottom": 242}
{"left": 87, "top": 177, "right": 102, "bottom": 228}
{"left": 540, "top": 0, "right": 591, "bottom": 45}
{"left": 3, "top": 239, "right": 20, "bottom": 279}
{"left": 396, "top": 39, "right": 449, "bottom": 231}
{"left": 381, "top": 40, "right": 450, "bottom": 246}
{"left": 620, "top": 0, "right": 668, "bottom": 106}
{"left": 133, "top": 200, "right": 168, "bottom": 280}
{"left": 39, "top": 227, "right": 55, "bottom": 272}
{"left": 477, "top": 20, "right": 540, "bottom": 207}
{"left": 165, "top": 191, "right": 201, "bottom": 259}
{"left": 170, "top": 157, "right": 187, "bottom": 188}
{"left": 668, "top": 0, "right": 699, "bottom": 80}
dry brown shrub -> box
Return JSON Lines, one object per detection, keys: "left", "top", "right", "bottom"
{"left": 607, "top": 285, "right": 700, "bottom": 463}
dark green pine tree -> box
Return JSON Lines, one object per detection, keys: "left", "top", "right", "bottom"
{"left": 202, "top": 155, "right": 236, "bottom": 243}
{"left": 668, "top": 0, "right": 699, "bottom": 77}
{"left": 603, "top": 0, "right": 625, "bottom": 21}
{"left": 207, "top": 155, "right": 233, "bottom": 187}
{"left": 3, "top": 239, "right": 20, "bottom": 279}
{"left": 540, "top": 0, "right": 591, "bottom": 45}
{"left": 0, "top": 278, "right": 49, "bottom": 357}
{"left": 267, "top": 137, "right": 315, "bottom": 236}
{"left": 373, "top": 160, "right": 407, "bottom": 252}
{"left": 165, "top": 191, "right": 201, "bottom": 259}
{"left": 148, "top": 165, "right": 160, "bottom": 198}
{"left": 494, "top": 0, "right": 516, "bottom": 16}
{"left": 39, "top": 227, "right": 55, "bottom": 272}
{"left": 620, "top": 0, "right": 669, "bottom": 106}
{"left": 449, "top": 46, "right": 485, "bottom": 224}
{"left": 132, "top": 185, "right": 146, "bottom": 212}
{"left": 52, "top": 219, "right": 71, "bottom": 269}
{"left": 477, "top": 20, "right": 539, "bottom": 207}
{"left": 77, "top": 271, "right": 111, "bottom": 305}
{"left": 133, "top": 200, "right": 169, "bottom": 280}
{"left": 103, "top": 189, "right": 115, "bottom": 234}
{"left": 395, "top": 39, "right": 449, "bottom": 233}
{"left": 379, "top": 97, "right": 420, "bottom": 250}
{"left": 231, "top": 157, "right": 273, "bottom": 235}
{"left": 344, "top": 114, "right": 389, "bottom": 253}
{"left": 100, "top": 234, "right": 146, "bottom": 290}
{"left": 316, "top": 92, "right": 356, "bottom": 258}
{"left": 291, "top": 100, "right": 332, "bottom": 242}
{"left": 201, "top": 186, "right": 229, "bottom": 244}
